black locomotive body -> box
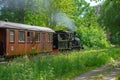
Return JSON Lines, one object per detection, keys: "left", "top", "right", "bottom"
{"left": 53, "top": 30, "right": 81, "bottom": 52}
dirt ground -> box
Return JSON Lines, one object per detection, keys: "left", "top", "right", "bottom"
{"left": 74, "top": 58, "right": 120, "bottom": 80}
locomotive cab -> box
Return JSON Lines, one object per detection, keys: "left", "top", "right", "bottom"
{"left": 53, "top": 30, "right": 73, "bottom": 52}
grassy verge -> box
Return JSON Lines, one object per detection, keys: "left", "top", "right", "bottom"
{"left": 0, "top": 48, "right": 120, "bottom": 80}
{"left": 116, "top": 73, "right": 120, "bottom": 80}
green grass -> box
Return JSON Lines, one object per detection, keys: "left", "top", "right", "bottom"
{"left": 0, "top": 47, "right": 120, "bottom": 80}
{"left": 116, "top": 73, "right": 120, "bottom": 80}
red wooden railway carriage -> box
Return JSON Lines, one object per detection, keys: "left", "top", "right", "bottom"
{"left": 0, "top": 21, "right": 54, "bottom": 56}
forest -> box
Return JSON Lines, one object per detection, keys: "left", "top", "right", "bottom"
{"left": 0, "top": 0, "right": 120, "bottom": 80}
{"left": 0, "top": 0, "right": 120, "bottom": 48}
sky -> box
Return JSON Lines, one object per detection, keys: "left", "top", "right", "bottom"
{"left": 85, "top": 0, "right": 103, "bottom": 6}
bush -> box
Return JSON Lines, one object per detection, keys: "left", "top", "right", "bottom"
{"left": 77, "top": 26, "right": 110, "bottom": 48}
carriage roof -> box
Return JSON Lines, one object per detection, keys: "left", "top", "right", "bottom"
{"left": 0, "top": 21, "right": 54, "bottom": 33}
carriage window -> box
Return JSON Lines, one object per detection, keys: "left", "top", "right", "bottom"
{"left": 10, "top": 30, "right": 15, "bottom": 42}
{"left": 48, "top": 33, "right": 52, "bottom": 42}
{"left": 19, "top": 31, "right": 25, "bottom": 42}
{"left": 27, "top": 32, "right": 33, "bottom": 43}
{"left": 35, "top": 32, "right": 40, "bottom": 42}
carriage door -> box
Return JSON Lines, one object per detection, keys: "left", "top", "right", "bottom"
{"left": 0, "top": 28, "right": 6, "bottom": 56}
{"left": 41, "top": 33, "right": 46, "bottom": 52}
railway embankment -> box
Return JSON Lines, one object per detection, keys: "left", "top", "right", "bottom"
{"left": 0, "top": 47, "right": 120, "bottom": 80}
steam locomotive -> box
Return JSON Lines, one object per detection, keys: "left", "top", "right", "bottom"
{"left": 53, "top": 30, "right": 81, "bottom": 52}
{"left": 0, "top": 21, "right": 81, "bottom": 57}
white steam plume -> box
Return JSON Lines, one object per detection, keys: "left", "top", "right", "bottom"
{"left": 54, "top": 12, "right": 76, "bottom": 31}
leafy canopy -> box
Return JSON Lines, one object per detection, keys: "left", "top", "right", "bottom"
{"left": 98, "top": 0, "right": 120, "bottom": 45}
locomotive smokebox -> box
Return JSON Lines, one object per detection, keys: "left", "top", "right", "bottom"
{"left": 72, "top": 31, "right": 81, "bottom": 50}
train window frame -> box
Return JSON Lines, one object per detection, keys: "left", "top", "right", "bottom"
{"left": 10, "top": 30, "right": 15, "bottom": 43}
{"left": 35, "top": 32, "right": 40, "bottom": 42}
{"left": 27, "top": 31, "right": 33, "bottom": 43}
{"left": 48, "top": 33, "right": 52, "bottom": 42}
{"left": 18, "top": 31, "right": 25, "bottom": 43}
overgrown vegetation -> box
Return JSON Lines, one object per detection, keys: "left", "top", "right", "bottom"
{"left": 116, "top": 74, "right": 120, "bottom": 80}
{"left": 98, "top": 0, "right": 120, "bottom": 45}
{"left": 0, "top": 0, "right": 111, "bottom": 48}
{"left": 77, "top": 26, "right": 110, "bottom": 48}
{"left": 0, "top": 48, "right": 120, "bottom": 80}
{"left": 0, "top": 0, "right": 120, "bottom": 79}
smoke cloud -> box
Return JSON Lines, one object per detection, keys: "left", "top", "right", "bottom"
{"left": 54, "top": 12, "right": 76, "bottom": 31}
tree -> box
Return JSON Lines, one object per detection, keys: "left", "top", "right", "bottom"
{"left": 72, "top": 0, "right": 109, "bottom": 48}
{"left": 98, "top": 0, "right": 120, "bottom": 44}
{"left": 0, "top": 0, "right": 25, "bottom": 23}
{"left": 72, "top": 0, "right": 98, "bottom": 28}
{"left": 24, "top": 0, "right": 75, "bottom": 29}
{"left": 0, "top": 0, "right": 75, "bottom": 30}
{"left": 72, "top": 0, "right": 89, "bottom": 27}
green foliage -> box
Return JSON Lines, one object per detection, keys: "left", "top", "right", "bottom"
{"left": 77, "top": 26, "right": 109, "bottom": 48}
{"left": 72, "top": 1, "right": 110, "bottom": 48}
{"left": 72, "top": 0, "right": 90, "bottom": 30}
{"left": 24, "top": 0, "right": 75, "bottom": 29}
{"left": 0, "top": 48, "right": 120, "bottom": 80}
{"left": 99, "top": 0, "right": 120, "bottom": 32}
{"left": 0, "top": 0, "right": 111, "bottom": 47}
{"left": 0, "top": 0, "right": 25, "bottom": 23}
{"left": 98, "top": 0, "right": 120, "bottom": 45}
{"left": 109, "top": 33, "right": 120, "bottom": 45}
{"left": 54, "top": 25, "right": 68, "bottom": 31}
{"left": 116, "top": 73, "right": 120, "bottom": 80}
{"left": 0, "top": 0, "right": 75, "bottom": 29}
